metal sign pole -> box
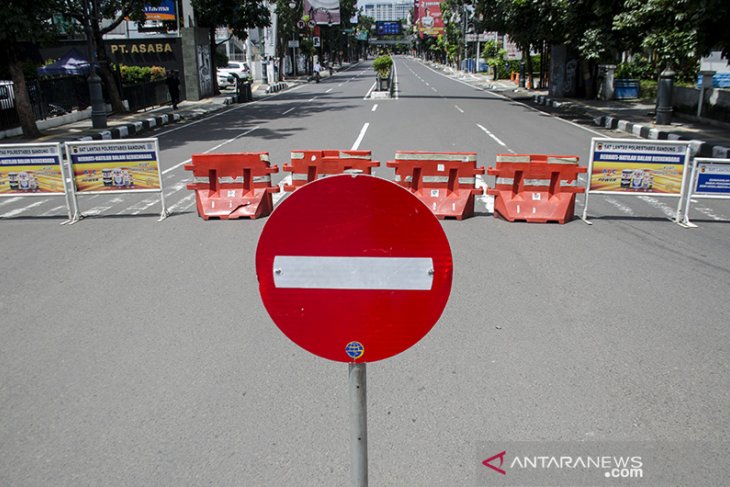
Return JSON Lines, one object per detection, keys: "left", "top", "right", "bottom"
{"left": 349, "top": 362, "right": 368, "bottom": 487}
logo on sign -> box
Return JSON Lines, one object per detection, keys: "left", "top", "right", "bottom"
{"left": 482, "top": 450, "right": 507, "bottom": 475}
{"left": 345, "top": 341, "right": 364, "bottom": 360}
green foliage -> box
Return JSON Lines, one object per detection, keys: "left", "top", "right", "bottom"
{"left": 192, "top": 0, "right": 271, "bottom": 39}
{"left": 639, "top": 80, "right": 657, "bottom": 100}
{"left": 615, "top": 54, "right": 654, "bottom": 79}
{"left": 373, "top": 55, "right": 393, "bottom": 78}
{"left": 120, "top": 65, "right": 167, "bottom": 85}
{"left": 481, "top": 40, "right": 508, "bottom": 78}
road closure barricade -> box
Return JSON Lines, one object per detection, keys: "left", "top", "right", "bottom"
{"left": 386, "top": 151, "right": 484, "bottom": 220}
{"left": 282, "top": 150, "right": 378, "bottom": 192}
{"left": 185, "top": 152, "right": 279, "bottom": 220}
{"left": 487, "top": 154, "right": 585, "bottom": 224}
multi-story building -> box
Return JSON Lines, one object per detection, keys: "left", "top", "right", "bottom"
{"left": 360, "top": 0, "right": 411, "bottom": 22}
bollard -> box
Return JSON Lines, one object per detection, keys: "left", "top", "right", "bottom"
{"left": 697, "top": 70, "right": 716, "bottom": 117}
{"left": 656, "top": 68, "right": 675, "bottom": 125}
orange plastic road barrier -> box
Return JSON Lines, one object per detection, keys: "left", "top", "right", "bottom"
{"left": 487, "top": 154, "right": 586, "bottom": 224}
{"left": 282, "top": 150, "right": 379, "bottom": 191}
{"left": 185, "top": 152, "right": 279, "bottom": 220}
{"left": 387, "top": 151, "right": 485, "bottom": 220}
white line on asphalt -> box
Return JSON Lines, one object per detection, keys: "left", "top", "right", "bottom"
{"left": 338, "top": 83, "right": 344, "bottom": 87}
{"left": 418, "top": 61, "right": 609, "bottom": 138}
{"left": 0, "top": 199, "right": 48, "bottom": 218}
{"left": 283, "top": 107, "right": 296, "bottom": 115}
{"left": 690, "top": 203, "right": 725, "bottom": 221}
{"left": 476, "top": 123, "right": 511, "bottom": 150}
{"left": 326, "top": 88, "right": 333, "bottom": 93}
{"left": 431, "top": 87, "right": 438, "bottom": 92}
{"left": 455, "top": 105, "right": 464, "bottom": 113}
{"left": 130, "top": 199, "right": 160, "bottom": 215}
{"left": 308, "top": 97, "right": 316, "bottom": 102}
{"left": 364, "top": 82, "right": 376, "bottom": 100}
{"left": 351, "top": 123, "right": 370, "bottom": 150}
{"left": 168, "top": 193, "right": 196, "bottom": 213}
{"left": 393, "top": 59, "right": 399, "bottom": 100}
{"left": 0, "top": 196, "right": 22, "bottom": 207}
{"left": 604, "top": 197, "right": 636, "bottom": 215}
{"left": 40, "top": 205, "right": 67, "bottom": 217}
{"left": 162, "top": 126, "right": 260, "bottom": 175}
{"left": 372, "top": 104, "right": 378, "bottom": 112}
{"left": 637, "top": 196, "right": 678, "bottom": 219}
{"left": 84, "top": 205, "right": 115, "bottom": 216}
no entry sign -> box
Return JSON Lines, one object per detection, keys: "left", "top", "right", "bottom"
{"left": 256, "top": 174, "right": 453, "bottom": 363}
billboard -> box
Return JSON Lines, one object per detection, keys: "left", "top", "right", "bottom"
{"left": 376, "top": 21, "right": 402, "bottom": 36}
{"left": 588, "top": 139, "right": 688, "bottom": 195}
{"left": 0, "top": 143, "right": 66, "bottom": 195}
{"left": 303, "top": 0, "right": 340, "bottom": 25}
{"left": 144, "top": 0, "right": 176, "bottom": 21}
{"left": 65, "top": 140, "right": 162, "bottom": 194}
{"left": 414, "top": 0, "right": 444, "bottom": 37}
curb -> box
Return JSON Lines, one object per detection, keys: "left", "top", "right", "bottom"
{"left": 76, "top": 112, "right": 183, "bottom": 141}
{"left": 533, "top": 95, "right": 730, "bottom": 158}
{"left": 265, "top": 82, "right": 288, "bottom": 94}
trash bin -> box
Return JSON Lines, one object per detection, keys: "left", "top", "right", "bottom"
{"left": 236, "top": 78, "right": 252, "bottom": 103}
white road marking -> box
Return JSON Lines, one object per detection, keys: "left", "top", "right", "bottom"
{"left": 40, "top": 205, "right": 68, "bottom": 217}
{"left": 84, "top": 205, "right": 115, "bottom": 216}
{"left": 326, "top": 88, "right": 333, "bottom": 93}
{"left": 689, "top": 203, "right": 725, "bottom": 221}
{"left": 130, "top": 199, "right": 161, "bottom": 215}
{"left": 168, "top": 193, "right": 196, "bottom": 213}
{"left": 604, "top": 197, "right": 636, "bottom": 215}
{"left": 162, "top": 126, "right": 259, "bottom": 175}
{"left": 1, "top": 199, "right": 48, "bottom": 218}
{"left": 372, "top": 104, "right": 378, "bottom": 112}
{"left": 455, "top": 105, "right": 464, "bottom": 113}
{"left": 283, "top": 107, "right": 296, "bottom": 115}
{"left": 431, "top": 87, "right": 438, "bottom": 92}
{"left": 363, "top": 82, "right": 376, "bottom": 100}
{"left": 417, "top": 60, "right": 608, "bottom": 137}
{"left": 476, "top": 123, "right": 512, "bottom": 151}
{"left": 351, "top": 123, "right": 370, "bottom": 151}
{"left": 637, "top": 195, "right": 678, "bottom": 219}
{"left": 0, "top": 197, "right": 22, "bottom": 207}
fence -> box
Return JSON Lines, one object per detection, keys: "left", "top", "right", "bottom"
{"left": 122, "top": 80, "right": 170, "bottom": 112}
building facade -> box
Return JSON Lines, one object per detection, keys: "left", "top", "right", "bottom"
{"left": 360, "top": 0, "right": 411, "bottom": 22}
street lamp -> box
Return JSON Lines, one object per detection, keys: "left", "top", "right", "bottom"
{"left": 82, "top": 0, "right": 107, "bottom": 128}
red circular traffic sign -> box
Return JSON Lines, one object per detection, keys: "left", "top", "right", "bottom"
{"left": 256, "top": 174, "right": 453, "bottom": 363}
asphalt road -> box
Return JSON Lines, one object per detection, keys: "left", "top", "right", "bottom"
{"left": 1, "top": 56, "right": 729, "bottom": 486}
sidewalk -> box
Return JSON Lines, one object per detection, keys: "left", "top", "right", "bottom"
{"left": 3, "top": 78, "right": 304, "bottom": 145}
{"left": 434, "top": 63, "right": 730, "bottom": 158}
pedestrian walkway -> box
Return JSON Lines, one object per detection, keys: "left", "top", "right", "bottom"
{"left": 2, "top": 78, "right": 306, "bottom": 145}
{"left": 429, "top": 62, "right": 730, "bottom": 158}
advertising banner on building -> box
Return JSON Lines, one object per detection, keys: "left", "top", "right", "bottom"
{"left": 588, "top": 139, "right": 689, "bottom": 195}
{"left": 415, "top": 0, "right": 444, "bottom": 37}
{"left": 303, "top": 0, "right": 340, "bottom": 25}
{"left": 65, "top": 139, "right": 162, "bottom": 194}
{"left": 0, "top": 143, "right": 66, "bottom": 196}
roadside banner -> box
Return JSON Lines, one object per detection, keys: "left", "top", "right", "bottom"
{"left": 64, "top": 138, "right": 168, "bottom": 223}
{"left": 680, "top": 158, "right": 730, "bottom": 228}
{"left": 581, "top": 138, "right": 691, "bottom": 224}
{"left": 0, "top": 142, "right": 73, "bottom": 221}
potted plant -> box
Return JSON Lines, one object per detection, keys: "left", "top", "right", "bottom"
{"left": 373, "top": 55, "right": 393, "bottom": 91}
{"left": 614, "top": 55, "right": 652, "bottom": 99}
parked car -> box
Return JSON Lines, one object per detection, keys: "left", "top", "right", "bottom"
{"left": 217, "top": 62, "right": 250, "bottom": 89}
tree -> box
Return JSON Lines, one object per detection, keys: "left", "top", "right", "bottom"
{"left": 614, "top": 0, "right": 730, "bottom": 81}
{"left": 0, "top": 0, "right": 60, "bottom": 138}
{"left": 191, "top": 0, "right": 271, "bottom": 93}
{"left": 57, "top": 0, "right": 151, "bottom": 114}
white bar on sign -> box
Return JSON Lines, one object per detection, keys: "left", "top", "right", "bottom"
{"left": 273, "top": 256, "right": 434, "bottom": 290}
